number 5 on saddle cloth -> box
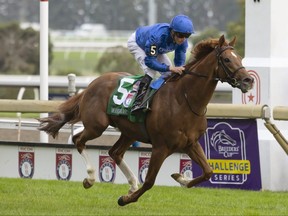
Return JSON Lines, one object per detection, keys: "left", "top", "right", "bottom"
{"left": 106, "top": 75, "right": 165, "bottom": 123}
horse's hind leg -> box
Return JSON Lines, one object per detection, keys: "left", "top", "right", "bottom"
{"left": 108, "top": 134, "right": 138, "bottom": 194}
{"left": 118, "top": 146, "right": 169, "bottom": 206}
{"left": 73, "top": 127, "right": 104, "bottom": 189}
{"left": 171, "top": 141, "right": 213, "bottom": 187}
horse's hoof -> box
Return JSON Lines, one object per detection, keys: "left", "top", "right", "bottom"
{"left": 118, "top": 196, "right": 127, "bottom": 206}
{"left": 171, "top": 173, "right": 182, "bottom": 181}
{"left": 83, "top": 178, "right": 93, "bottom": 189}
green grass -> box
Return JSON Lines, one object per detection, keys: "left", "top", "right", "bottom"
{"left": 50, "top": 51, "right": 103, "bottom": 75}
{"left": 0, "top": 178, "right": 287, "bottom": 215}
{"left": 50, "top": 50, "right": 186, "bottom": 77}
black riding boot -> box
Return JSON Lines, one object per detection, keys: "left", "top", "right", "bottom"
{"left": 131, "top": 74, "right": 152, "bottom": 113}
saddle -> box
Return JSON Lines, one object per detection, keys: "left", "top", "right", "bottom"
{"left": 107, "top": 75, "right": 165, "bottom": 122}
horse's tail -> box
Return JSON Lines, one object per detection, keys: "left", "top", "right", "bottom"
{"left": 38, "top": 92, "right": 83, "bottom": 138}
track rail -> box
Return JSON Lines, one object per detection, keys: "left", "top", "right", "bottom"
{"left": 0, "top": 99, "right": 287, "bottom": 154}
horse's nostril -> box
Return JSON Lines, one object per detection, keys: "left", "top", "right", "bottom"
{"left": 243, "top": 77, "right": 254, "bottom": 84}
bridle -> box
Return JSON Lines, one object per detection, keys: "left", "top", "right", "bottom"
{"left": 184, "top": 45, "right": 245, "bottom": 88}
{"left": 214, "top": 45, "right": 245, "bottom": 88}
{"left": 181, "top": 45, "right": 245, "bottom": 116}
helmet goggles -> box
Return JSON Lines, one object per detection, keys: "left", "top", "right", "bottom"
{"left": 174, "top": 31, "right": 191, "bottom": 39}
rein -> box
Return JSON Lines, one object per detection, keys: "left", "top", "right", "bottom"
{"left": 181, "top": 71, "right": 208, "bottom": 116}
{"left": 184, "top": 45, "right": 245, "bottom": 88}
{"left": 180, "top": 44, "right": 244, "bottom": 116}
{"left": 184, "top": 92, "right": 207, "bottom": 116}
{"left": 183, "top": 70, "right": 208, "bottom": 78}
{"left": 214, "top": 45, "right": 245, "bottom": 87}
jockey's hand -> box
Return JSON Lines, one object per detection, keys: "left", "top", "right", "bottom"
{"left": 169, "top": 66, "right": 185, "bottom": 75}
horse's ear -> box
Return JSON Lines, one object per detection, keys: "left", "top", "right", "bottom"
{"left": 229, "top": 36, "right": 237, "bottom": 46}
{"left": 219, "top": 35, "right": 225, "bottom": 46}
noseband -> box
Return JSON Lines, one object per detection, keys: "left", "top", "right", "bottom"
{"left": 181, "top": 44, "right": 245, "bottom": 116}
{"left": 214, "top": 45, "right": 245, "bottom": 88}
{"left": 183, "top": 45, "right": 245, "bottom": 88}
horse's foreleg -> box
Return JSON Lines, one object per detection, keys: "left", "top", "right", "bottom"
{"left": 109, "top": 134, "right": 138, "bottom": 194}
{"left": 172, "top": 141, "right": 213, "bottom": 188}
{"left": 118, "top": 147, "right": 168, "bottom": 206}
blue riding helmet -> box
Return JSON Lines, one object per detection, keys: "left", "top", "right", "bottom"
{"left": 169, "top": 14, "right": 194, "bottom": 34}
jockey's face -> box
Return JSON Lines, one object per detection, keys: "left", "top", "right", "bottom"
{"left": 172, "top": 31, "right": 190, "bottom": 45}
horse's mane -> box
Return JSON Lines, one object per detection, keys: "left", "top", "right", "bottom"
{"left": 187, "top": 38, "right": 228, "bottom": 67}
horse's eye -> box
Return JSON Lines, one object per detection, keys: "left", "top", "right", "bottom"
{"left": 224, "top": 58, "right": 230, "bottom": 63}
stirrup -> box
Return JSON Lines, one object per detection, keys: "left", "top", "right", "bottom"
{"left": 131, "top": 105, "right": 144, "bottom": 113}
{"left": 131, "top": 102, "right": 150, "bottom": 114}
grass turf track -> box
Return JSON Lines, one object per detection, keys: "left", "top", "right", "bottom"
{"left": 0, "top": 178, "right": 287, "bottom": 215}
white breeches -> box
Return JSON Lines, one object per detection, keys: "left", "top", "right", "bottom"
{"left": 127, "top": 32, "right": 172, "bottom": 79}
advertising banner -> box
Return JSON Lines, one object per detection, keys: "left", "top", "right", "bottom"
{"left": 138, "top": 152, "right": 151, "bottom": 184}
{"left": 99, "top": 150, "right": 116, "bottom": 183}
{"left": 179, "top": 154, "right": 193, "bottom": 181}
{"left": 18, "top": 146, "right": 35, "bottom": 178}
{"left": 193, "top": 119, "right": 262, "bottom": 190}
{"left": 56, "top": 148, "right": 72, "bottom": 180}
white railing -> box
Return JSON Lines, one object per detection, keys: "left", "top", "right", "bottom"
{"left": 0, "top": 99, "right": 287, "bottom": 154}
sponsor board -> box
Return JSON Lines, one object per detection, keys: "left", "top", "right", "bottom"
{"left": 193, "top": 119, "right": 261, "bottom": 190}
{"left": 138, "top": 152, "right": 151, "bottom": 184}
{"left": 18, "top": 146, "right": 34, "bottom": 178}
{"left": 179, "top": 154, "right": 193, "bottom": 181}
{"left": 56, "top": 148, "right": 72, "bottom": 180}
{"left": 99, "top": 150, "right": 116, "bottom": 183}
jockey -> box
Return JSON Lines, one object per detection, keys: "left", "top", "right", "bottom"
{"left": 127, "top": 14, "right": 194, "bottom": 113}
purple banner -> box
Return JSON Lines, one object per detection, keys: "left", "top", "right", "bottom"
{"left": 193, "top": 119, "right": 261, "bottom": 190}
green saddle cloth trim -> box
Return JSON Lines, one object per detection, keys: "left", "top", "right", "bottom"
{"left": 107, "top": 75, "right": 153, "bottom": 123}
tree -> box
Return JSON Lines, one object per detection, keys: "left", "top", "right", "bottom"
{"left": 190, "top": 0, "right": 245, "bottom": 57}
{"left": 226, "top": 0, "right": 245, "bottom": 57}
{"left": 0, "top": 0, "right": 241, "bottom": 31}
{"left": 95, "top": 46, "right": 141, "bottom": 75}
{"left": 0, "top": 22, "right": 53, "bottom": 75}
{"left": 191, "top": 27, "right": 221, "bottom": 46}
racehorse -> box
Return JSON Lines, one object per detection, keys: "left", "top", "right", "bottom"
{"left": 38, "top": 35, "right": 254, "bottom": 206}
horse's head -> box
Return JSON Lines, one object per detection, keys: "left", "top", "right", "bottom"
{"left": 214, "top": 35, "right": 254, "bottom": 93}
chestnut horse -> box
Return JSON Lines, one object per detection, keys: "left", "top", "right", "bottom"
{"left": 38, "top": 35, "right": 254, "bottom": 206}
